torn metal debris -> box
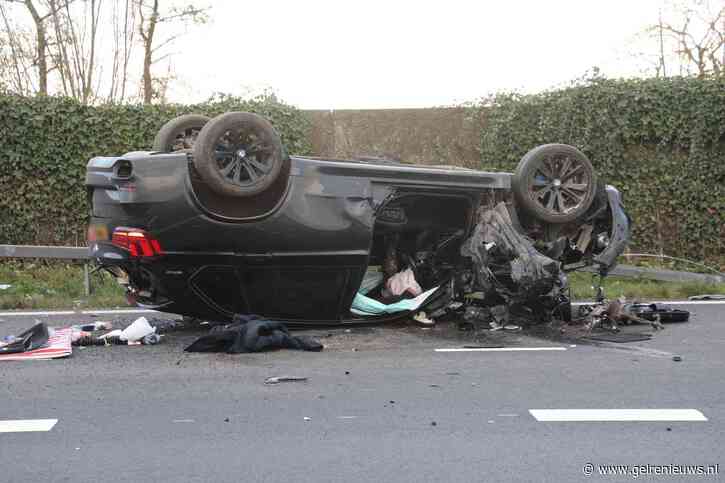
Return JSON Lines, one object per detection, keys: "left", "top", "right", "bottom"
{"left": 264, "top": 376, "right": 308, "bottom": 385}
{"left": 455, "top": 202, "right": 570, "bottom": 326}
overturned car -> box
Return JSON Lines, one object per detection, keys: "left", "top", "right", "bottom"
{"left": 85, "top": 112, "right": 630, "bottom": 325}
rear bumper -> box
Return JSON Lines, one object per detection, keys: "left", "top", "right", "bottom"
{"left": 89, "top": 240, "right": 176, "bottom": 310}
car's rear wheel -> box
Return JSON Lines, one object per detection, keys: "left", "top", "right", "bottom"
{"left": 153, "top": 114, "right": 210, "bottom": 152}
{"left": 192, "top": 112, "right": 287, "bottom": 198}
{"left": 512, "top": 144, "right": 597, "bottom": 224}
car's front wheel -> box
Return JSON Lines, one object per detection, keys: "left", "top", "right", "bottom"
{"left": 512, "top": 144, "right": 597, "bottom": 224}
{"left": 192, "top": 112, "right": 287, "bottom": 198}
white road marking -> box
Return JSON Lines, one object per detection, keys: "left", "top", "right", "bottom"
{"left": 435, "top": 347, "right": 567, "bottom": 352}
{"left": 573, "top": 300, "right": 725, "bottom": 306}
{"left": 0, "top": 419, "right": 58, "bottom": 433}
{"left": 0, "top": 311, "right": 76, "bottom": 317}
{"left": 80, "top": 309, "right": 157, "bottom": 315}
{"left": 529, "top": 409, "right": 707, "bottom": 422}
{"left": 0, "top": 309, "right": 158, "bottom": 317}
{"left": 172, "top": 419, "right": 195, "bottom": 423}
{"left": 337, "top": 416, "right": 357, "bottom": 420}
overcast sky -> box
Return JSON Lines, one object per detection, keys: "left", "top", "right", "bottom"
{"left": 167, "top": 0, "right": 663, "bottom": 109}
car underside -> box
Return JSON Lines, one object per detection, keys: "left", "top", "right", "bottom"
{"left": 85, "top": 112, "right": 631, "bottom": 325}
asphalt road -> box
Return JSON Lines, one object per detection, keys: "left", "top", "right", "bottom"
{"left": 1, "top": 302, "right": 724, "bottom": 482}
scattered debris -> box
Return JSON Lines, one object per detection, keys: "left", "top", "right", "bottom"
{"left": 264, "top": 376, "right": 308, "bottom": 385}
{"left": 120, "top": 317, "right": 156, "bottom": 342}
{"left": 99, "top": 329, "right": 124, "bottom": 340}
{"left": 574, "top": 297, "right": 690, "bottom": 336}
{"left": 413, "top": 311, "right": 435, "bottom": 326}
{"left": 0, "top": 326, "right": 72, "bottom": 361}
{"left": 584, "top": 333, "right": 653, "bottom": 343}
{"left": 460, "top": 305, "right": 491, "bottom": 331}
{"left": 73, "top": 321, "right": 113, "bottom": 332}
{"left": 141, "top": 333, "right": 162, "bottom": 345}
{"left": 152, "top": 317, "right": 201, "bottom": 334}
{"left": 71, "top": 317, "right": 163, "bottom": 347}
{"left": 0, "top": 322, "right": 49, "bottom": 355}
{"left": 578, "top": 297, "right": 666, "bottom": 333}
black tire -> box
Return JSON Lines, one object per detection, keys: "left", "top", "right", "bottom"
{"left": 152, "top": 114, "right": 210, "bottom": 152}
{"left": 192, "top": 112, "right": 286, "bottom": 198}
{"left": 630, "top": 304, "right": 690, "bottom": 323}
{"left": 512, "top": 144, "right": 597, "bottom": 224}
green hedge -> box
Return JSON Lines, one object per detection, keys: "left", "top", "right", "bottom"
{"left": 467, "top": 76, "right": 725, "bottom": 267}
{"left": 0, "top": 93, "right": 312, "bottom": 246}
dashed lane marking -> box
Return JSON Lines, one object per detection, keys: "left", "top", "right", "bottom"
{"left": 0, "top": 419, "right": 58, "bottom": 433}
{"left": 435, "top": 347, "right": 567, "bottom": 352}
{"left": 529, "top": 409, "right": 707, "bottom": 422}
{"left": 80, "top": 309, "right": 158, "bottom": 315}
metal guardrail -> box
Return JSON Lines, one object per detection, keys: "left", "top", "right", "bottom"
{"left": 608, "top": 264, "right": 724, "bottom": 285}
{"left": 584, "top": 264, "right": 725, "bottom": 285}
{"left": 0, "top": 245, "right": 92, "bottom": 295}
{"left": 0, "top": 245, "right": 89, "bottom": 260}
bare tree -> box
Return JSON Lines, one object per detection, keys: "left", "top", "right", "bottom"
{"left": 46, "top": 0, "right": 103, "bottom": 103}
{"left": 136, "top": 0, "right": 207, "bottom": 104}
{"left": 0, "top": 2, "right": 37, "bottom": 93}
{"left": 106, "top": 0, "right": 136, "bottom": 102}
{"left": 648, "top": 0, "right": 725, "bottom": 77}
{"left": 0, "top": 0, "right": 208, "bottom": 103}
{"left": 1, "top": 0, "right": 52, "bottom": 94}
{"left": 0, "top": 0, "right": 87, "bottom": 97}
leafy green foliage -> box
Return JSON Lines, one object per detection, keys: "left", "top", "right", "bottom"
{"left": 466, "top": 76, "right": 725, "bottom": 267}
{"left": 0, "top": 93, "right": 312, "bottom": 245}
{"left": 0, "top": 261, "right": 126, "bottom": 310}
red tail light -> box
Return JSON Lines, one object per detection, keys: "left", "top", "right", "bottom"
{"left": 112, "top": 227, "right": 164, "bottom": 258}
